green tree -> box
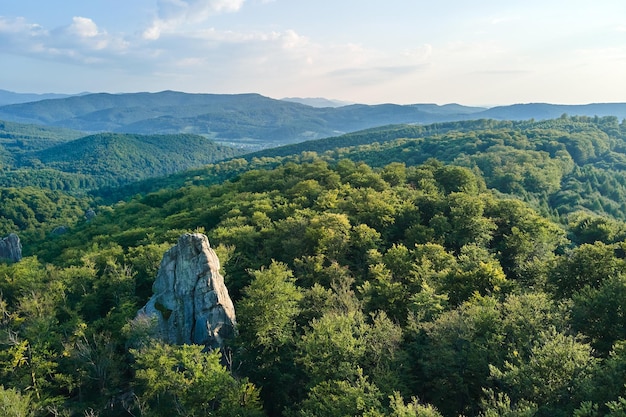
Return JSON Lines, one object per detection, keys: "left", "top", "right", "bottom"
{"left": 410, "top": 296, "right": 504, "bottom": 417}
{"left": 490, "top": 330, "right": 597, "bottom": 417}
{"left": 297, "top": 310, "right": 367, "bottom": 385}
{"left": 572, "top": 275, "right": 626, "bottom": 355}
{"left": 548, "top": 242, "right": 626, "bottom": 298}
{"left": 236, "top": 261, "right": 304, "bottom": 416}
{"left": 442, "top": 245, "right": 508, "bottom": 306}
{"left": 0, "top": 386, "right": 34, "bottom": 417}
{"left": 132, "top": 343, "right": 264, "bottom": 417}
{"left": 295, "top": 370, "right": 384, "bottom": 417}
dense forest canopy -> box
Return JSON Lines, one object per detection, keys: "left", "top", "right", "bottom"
{"left": 102, "top": 116, "right": 626, "bottom": 221}
{"left": 0, "top": 130, "right": 244, "bottom": 191}
{"left": 3, "top": 116, "right": 626, "bottom": 416}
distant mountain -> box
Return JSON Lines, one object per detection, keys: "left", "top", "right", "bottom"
{"left": 409, "top": 103, "right": 487, "bottom": 115}
{"left": 0, "top": 91, "right": 625, "bottom": 151}
{"left": 0, "top": 89, "right": 85, "bottom": 106}
{"left": 0, "top": 91, "right": 485, "bottom": 149}
{"left": 480, "top": 103, "right": 626, "bottom": 120}
{"left": 281, "top": 97, "right": 354, "bottom": 108}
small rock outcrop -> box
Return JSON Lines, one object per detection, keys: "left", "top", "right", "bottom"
{"left": 137, "top": 233, "right": 236, "bottom": 349}
{"left": 0, "top": 233, "right": 22, "bottom": 262}
{"left": 85, "top": 209, "right": 96, "bottom": 221}
{"left": 51, "top": 225, "right": 69, "bottom": 236}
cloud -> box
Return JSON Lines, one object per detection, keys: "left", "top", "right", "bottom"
{"left": 0, "top": 16, "right": 129, "bottom": 64}
{"left": 404, "top": 44, "right": 433, "bottom": 62}
{"left": 0, "top": 8, "right": 438, "bottom": 100}
{"left": 144, "top": 0, "right": 246, "bottom": 40}
{"left": 0, "top": 16, "right": 46, "bottom": 35}
{"left": 326, "top": 64, "right": 428, "bottom": 87}
{"left": 68, "top": 17, "right": 100, "bottom": 38}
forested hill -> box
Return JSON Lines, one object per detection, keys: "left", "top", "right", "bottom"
{"left": 0, "top": 132, "right": 243, "bottom": 190}
{"left": 1, "top": 90, "right": 626, "bottom": 150}
{"left": 7, "top": 148, "right": 626, "bottom": 416}
{"left": 0, "top": 119, "right": 85, "bottom": 154}
{"left": 35, "top": 132, "right": 242, "bottom": 178}
{"left": 101, "top": 116, "right": 626, "bottom": 223}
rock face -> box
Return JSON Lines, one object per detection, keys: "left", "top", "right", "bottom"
{"left": 51, "top": 226, "right": 69, "bottom": 236}
{"left": 138, "top": 233, "right": 236, "bottom": 349}
{"left": 85, "top": 209, "right": 96, "bottom": 221}
{"left": 0, "top": 233, "right": 22, "bottom": 262}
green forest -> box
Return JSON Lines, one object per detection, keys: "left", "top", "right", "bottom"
{"left": 3, "top": 116, "right": 626, "bottom": 416}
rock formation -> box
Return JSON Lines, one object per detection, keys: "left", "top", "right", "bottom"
{"left": 85, "top": 209, "right": 96, "bottom": 221}
{"left": 51, "top": 225, "right": 69, "bottom": 236}
{"left": 137, "top": 233, "right": 236, "bottom": 349}
{"left": 0, "top": 233, "right": 22, "bottom": 262}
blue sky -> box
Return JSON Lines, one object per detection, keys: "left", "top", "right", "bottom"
{"left": 0, "top": 0, "right": 625, "bottom": 105}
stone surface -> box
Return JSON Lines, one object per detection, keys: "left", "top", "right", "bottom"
{"left": 0, "top": 233, "right": 22, "bottom": 262}
{"left": 51, "top": 225, "right": 69, "bottom": 236}
{"left": 85, "top": 209, "right": 96, "bottom": 220}
{"left": 137, "top": 233, "right": 236, "bottom": 349}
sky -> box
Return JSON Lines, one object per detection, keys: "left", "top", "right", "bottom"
{"left": 0, "top": 0, "right": 625, "bottom": 106}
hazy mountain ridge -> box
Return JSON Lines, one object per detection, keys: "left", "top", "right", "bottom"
{"left": 280, "top": 97, "right": 354, "bottom": 107}
{"left": 2, "top": 90, "right": 624, "bottom": 151}
{"left": 0, "top": 89, "right": 82, "bottom": 106}
{"left": 480, "top": 102, "right": 626, "bottom": 120}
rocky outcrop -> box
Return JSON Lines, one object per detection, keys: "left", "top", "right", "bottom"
{"left": 0, "top": 233, "right": 22, "bottom": 262}
{"left": 85, "top": 209, "right": 96, "bottom": 221}
{"left": 137, "top": 233, "right": 236, "bottom": 349}
{"left": 51, "top": 225, "right": 69, "bottom": 236}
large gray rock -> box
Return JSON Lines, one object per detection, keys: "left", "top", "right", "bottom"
{"left": 0, "top": 233, "right": 22, "bottom": 262}
{"left": 137, "top": 233, "right": 236, "bottom": 349}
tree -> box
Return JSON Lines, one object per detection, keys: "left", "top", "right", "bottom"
{"left": 386, "top": 391, "right": 444, "bottom": 417}
{"left": 236, "top": 261, "right": 304, "bottom": 416}
{"left": 572, "top": 275, "right": 626, "bottom": 356}
{"left": 237, "top": 261, "right": 303, "bottom": 352}
{"left": 295, "top": 370, "right": 384, "bottom": 417}
{"left": 410, "top": 296, "right": 504, "bottom": 417}
{"left": 297, "top": 310, "right": 367, "bottom": 385}
{"left": 479, "top": 390, "right": 537, "bottom": 417}
{"left": 442, "top": 245, "right": 508, "bottom": 306}
{"left": 0, "top": 386, "right": 34, "bottom": 417}
{"left": 132, "top": 343, "right": 264, "bottom": 417}
{"left": 548, "top": 242, "right": 626, "bottom": 298}
{"left": 444, "top": 193, "right": 496, "bottom": 251}
{"left": 490, "top": 330, "right": 597, "bottom": 417}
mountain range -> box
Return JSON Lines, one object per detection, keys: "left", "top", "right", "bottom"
{"left": 1, "top": 90, "right": 625, "bottom": 150}
{"left": 0, "top": 89, "right": 85, "bottom": 106}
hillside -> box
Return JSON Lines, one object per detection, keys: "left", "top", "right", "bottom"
{"left": 0, "top": 91, "right": 476, "bottom": 148}
{"left": 5, "top": 147, "right": 626, "bottom": 416}
{"left": 0, "top": 119, "right": 85, "bottom": 153}
{"left": 0, "top": 132, "right": 243, "bottom": 190}
{"left": 2, "top": 90, "right": 625, "bottom": 151}
{"left": 97, "top": 116, "right": 626, "bottom": 225}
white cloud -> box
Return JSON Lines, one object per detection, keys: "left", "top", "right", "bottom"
{"left": 0, "top": 16, "right": 130, "bottom": 64}
{"left": 0, "top": 16, "right": 46, "bottom": 35}
{"left": 144, "top": 0, "right": 246, "bottom": 39}
{"left": 404, "top": 44, "right": 433, "bottom": 62}
{"left": 68, "top": 17, "right": 100, "bottom": 38}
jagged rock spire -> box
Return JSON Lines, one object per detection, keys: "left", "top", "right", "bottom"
{"left": 137, "top": 233, "right": 236, "bottom": 349}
